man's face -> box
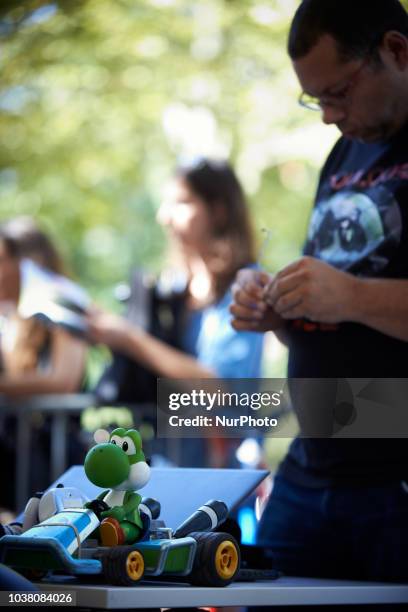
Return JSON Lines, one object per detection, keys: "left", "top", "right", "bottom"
{"left": 293, "top": 34, "right": 407, "bottom": 143}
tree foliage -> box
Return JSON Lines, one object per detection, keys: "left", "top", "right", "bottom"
{"left": 0, "top": 0, "right": 338, "bottom": 297}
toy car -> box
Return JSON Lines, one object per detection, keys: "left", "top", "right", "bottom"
{"left": 0, "top": 488, "right": 240, "bottom": 587}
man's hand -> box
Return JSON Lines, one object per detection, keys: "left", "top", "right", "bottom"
{"left": 230, "top": 268, "right": 285, "bottom": 332}
{"left": 264, "top": 256, "right": 357, "bottom": 323}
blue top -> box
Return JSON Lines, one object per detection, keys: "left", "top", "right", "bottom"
{"left": 182, "top": 288, "right": 263, "bottom": 378}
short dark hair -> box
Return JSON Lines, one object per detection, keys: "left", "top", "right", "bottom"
{"left": 288, "top": 0, "right": 408, "bottom": 61}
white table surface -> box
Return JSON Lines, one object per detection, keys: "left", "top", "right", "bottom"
{"left": 41, "top": 576, "right": 408, "bottom": 608}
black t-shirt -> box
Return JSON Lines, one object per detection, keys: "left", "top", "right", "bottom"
{"left": 279, "top": 123, "right": 408, "bottom": 487}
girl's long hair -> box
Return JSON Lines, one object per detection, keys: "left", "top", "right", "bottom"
{"left": 176, "top": 158, "right": 256, "bottom": 301}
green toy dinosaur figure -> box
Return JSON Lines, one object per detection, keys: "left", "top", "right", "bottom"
{"left": 84, "top": 427, "right": 151, "bottom": 547}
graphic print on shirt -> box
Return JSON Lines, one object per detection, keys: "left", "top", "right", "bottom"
{"left": 304, "top": 184, "right": 402, "bottom": 276}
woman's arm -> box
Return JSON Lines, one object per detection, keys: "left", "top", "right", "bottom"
{"left": 87, "top": 310, "right": 216, "bottom": 378}
{"left": 0, "top": 327, "right": 86, "bottom": 396}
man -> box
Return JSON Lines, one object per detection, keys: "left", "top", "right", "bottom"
{"left": 231, "top": 0, "right": 408, "bottom": 581}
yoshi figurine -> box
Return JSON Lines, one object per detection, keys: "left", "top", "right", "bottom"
{"left": 84, "top": 428, "right": 151, "bottom": 547}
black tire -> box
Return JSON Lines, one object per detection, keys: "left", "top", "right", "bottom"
{"left": 189, "top": 531, "right": 240, "bottom": 587}
{"left": 141, "top": 497, "right": 161, "bottom": 520}
{"left": 102, "top": 546, "right": 145, "bottom": 586}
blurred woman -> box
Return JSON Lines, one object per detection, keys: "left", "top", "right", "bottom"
{"left": 87, "top": 158, "right": 264, "bottom": 466}
{"left": 0, "top": 221, "right": 88, "bottom": 510}
{"left": 88, "top": 158, "right": 262, "bottom": 379}
{"left": 0, "top": 224, "right": 85, "bottom": 395}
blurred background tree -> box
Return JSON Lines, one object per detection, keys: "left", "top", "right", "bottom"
{"left": 0, "top": 0, "right": 342, "bottom": 379}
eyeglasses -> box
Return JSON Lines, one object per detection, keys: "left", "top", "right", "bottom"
{"left": 298, "top": 57, "right": 371, "bottom": 112}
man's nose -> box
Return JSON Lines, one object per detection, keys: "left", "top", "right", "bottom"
{"left": 321, "top": 104, "right": 346, "bottom": 125}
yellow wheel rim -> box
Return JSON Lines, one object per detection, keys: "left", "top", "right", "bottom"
{"left": 126, "top": 550, "right": 144, "bottom": 581}
{"left": 214, "top": 540, "right": 239, "bottom": 579}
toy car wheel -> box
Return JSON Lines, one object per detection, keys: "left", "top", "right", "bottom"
{"left": 125, "top": 550, "right": 144, "bottom": 582}
{"left": 189, "top": 531, "right": 240, "bottom": 587}
{"left": 102, "top": 546, "right": 145, "bottom": 586}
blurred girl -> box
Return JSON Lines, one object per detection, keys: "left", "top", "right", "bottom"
{"left": 87, "top": 158, "right": 264, "bottom": 467}
{"left": 88, "top": 158, "right": 263, "bottom": 381}
{"left": 0, "top": 222, "right": 85, "bottom": 395}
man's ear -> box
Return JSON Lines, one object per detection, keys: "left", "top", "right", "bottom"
{"left": 381, "top": 31, "right": 408, "bottom": 70}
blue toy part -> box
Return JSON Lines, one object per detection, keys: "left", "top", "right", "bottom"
{"left": 136, "top": 537, "right": 197, "bottom": 576}
{"left": 21, "top": 509, "right": 99, "bottom": 555}
{"left": 38, "top": 486, "right": 90, "bottom": 523}
{"left": 0, "top": 507, "right": 101, "bottom": 576}
{"left": 0, "top": 535, "right": 197, "bottom": 580}
{"left": 0, "top": 535, "right": 102, "bottom": 576}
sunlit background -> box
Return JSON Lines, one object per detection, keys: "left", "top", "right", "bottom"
{"left": 0, "top": 0, "right": 343, "bottom": 428}
{"left": 3, "top": 0, "right": 408, "bottom": 540}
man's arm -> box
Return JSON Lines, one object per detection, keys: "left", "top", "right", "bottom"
{"left": 265, "top": 256, "right": 408, "bottom": 342}
{"left": 345, "top": 278, "right": 408, "bottom": 341}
